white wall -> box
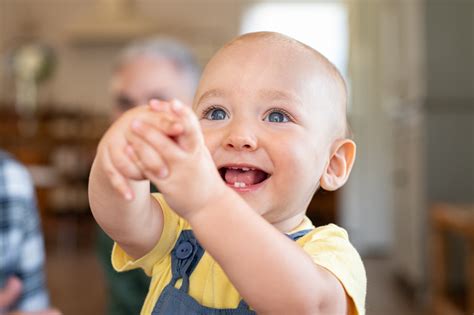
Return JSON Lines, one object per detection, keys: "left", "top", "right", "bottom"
{"left": 424, "top": 0, "right": 474, "bottom": 290}
{"left": 342, "top": 1, "right": 426, "bottom": 265}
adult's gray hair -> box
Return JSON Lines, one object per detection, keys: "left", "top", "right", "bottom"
{"left": 114, "top": 36, "right": 201, "bottom": 91}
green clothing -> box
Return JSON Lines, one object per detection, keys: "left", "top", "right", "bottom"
{"left": 97, "top": 228, "right": 149, "bottom": 315}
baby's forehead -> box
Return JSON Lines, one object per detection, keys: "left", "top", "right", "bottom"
{"left": 197, "top": 33, "right": 348, "bottom": 137}
{"left": 201, "top": 37, "right": 345, "bottom": 102}
{"left": 214, "top": 36, "right": 341, "bottom": 83}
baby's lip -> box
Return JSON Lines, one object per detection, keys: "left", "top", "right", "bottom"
{"left": 216, "top": 163, "right": 272, "bottom": 175}
{"left": 217, "top": 163, "right": 271, "bottom": 190}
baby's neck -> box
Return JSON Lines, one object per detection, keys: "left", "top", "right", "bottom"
{"left": 271, "top": 212, "right": 307, "bottom": 233}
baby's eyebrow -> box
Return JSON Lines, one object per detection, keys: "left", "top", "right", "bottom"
{"left": 258, "top": 89, "right": 302, "bottom": 106}
{"left": 195, "top": 88, "right": 302, "bottom": 108}
{"left": 196, "top": 88, "right": 227, "bottom": 105}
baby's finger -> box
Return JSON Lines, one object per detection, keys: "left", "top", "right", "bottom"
{"left": 126, "top": 142, "right": 168, "bottom": 179}
{"left": 150, "top": 99, "right": 190, "bottom": 137}
{"left": 127, "top": 134, "right": 170, "bottom": 179}
{"left": 170, "top": 99, "right": 203, "bottom": 151}
{"left": 130, "top": 119, "right": 186, "bottom": 164}
{"left": 103, "top": 148, "right": 133, "bottom": 200}
{"left": 170, "top": 99, "right": 186, "bottom": 116}
{"left": 133, "top": 114, "right": 184, "bottom": 137}
{"left": 107, "top": 140, "right": 143, "bottom": 179}
{"left": 124, "top": 144, "right": 147, "bottom": 176}
{"left": 125, "top": 132, "right": 167, "bottom": 185}
{"left": 148, "top": 99, "right": 172, "bottom": 113}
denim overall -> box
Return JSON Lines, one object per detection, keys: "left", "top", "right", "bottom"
{"left": 151, "top": 228, "right": 313, "bottom": 314}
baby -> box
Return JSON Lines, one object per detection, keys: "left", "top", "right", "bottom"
{"left": 89, "top": 32, "right": 366, "bottom": 314}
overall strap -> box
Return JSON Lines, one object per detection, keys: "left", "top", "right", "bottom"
{"left": 169, "top": 230, "right": 205, "bottom": 293}
{"left": 168, "top": 228, "right": 312, "bottom": 295}
{"left": 287, "top": 228, "right": 313, "bottom": 241}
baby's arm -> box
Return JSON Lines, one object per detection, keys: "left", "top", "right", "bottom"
{"left": 187, "top": 194, "right": 348, "bottom": 314}
{"left": 89, "top": 103, "right": 182, "bottom": 259}
{"left": 128, "top": 103, "right": 349, "bottom": 314}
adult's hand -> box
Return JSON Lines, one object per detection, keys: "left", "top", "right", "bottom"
{"left": 0, "top": 276, "right": 61, "bottom": 315}
{"left": 0, "top": 276, "right": 22, "bottom": 309}
{"left": 8, "top": 308, "right": 61, "bottom": 315}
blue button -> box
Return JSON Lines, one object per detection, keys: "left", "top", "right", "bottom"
{"left": 175, "top": 241, "right": 193, "bottom": 259}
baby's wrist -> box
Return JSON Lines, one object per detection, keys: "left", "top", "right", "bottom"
{"left": 185, "top": 182, "right": 231, "bottom": 225}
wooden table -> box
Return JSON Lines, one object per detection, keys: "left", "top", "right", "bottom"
{"left": 431, "top": 203, "right": 474, "bottom": 315}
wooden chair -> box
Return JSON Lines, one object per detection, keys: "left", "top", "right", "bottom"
{"left": 431, "top": 203, "right": 474, "bottom": 315}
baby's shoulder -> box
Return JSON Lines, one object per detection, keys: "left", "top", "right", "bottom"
{"left": 298, "top": 223, "right": 355, "bottom": 254}
{"left": 306, "top": 223, "right": 349, "bottom": 241}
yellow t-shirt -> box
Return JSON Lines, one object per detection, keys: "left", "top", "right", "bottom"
{"left": 112, "top": 193, "right": 366, "bottom": 315}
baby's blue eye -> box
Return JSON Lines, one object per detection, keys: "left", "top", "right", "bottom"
{"left": 205, "top": 108, "right": 228, "bottom": 120}
{"left": 265, "top": 110, "right": 289, "bottom": 123}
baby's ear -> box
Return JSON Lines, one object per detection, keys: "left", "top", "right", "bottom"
{"left": 320, "top": 139, "right": 356, "bottom": 191}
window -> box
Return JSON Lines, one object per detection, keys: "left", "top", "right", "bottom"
{"left": 240, "top": 2, "right": 349, "bottom": 78}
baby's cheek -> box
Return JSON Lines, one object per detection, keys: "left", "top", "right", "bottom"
{"left": 202, "top": 130, "right": 218, "bottom": 151}
{"left": 284, "top": 143, "right": 322, "bottom": 181}
{"left": 273, "top": 144, "right": 303, "bottom": 178}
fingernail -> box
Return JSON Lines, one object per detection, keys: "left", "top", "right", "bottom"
{"left": 125, "top": 145, "right": 134, "bottom": 156}
{"left": 158, "top": 168, "right": 168, "bottom": 178}
{"left": 131, "top": 119, "right": 141, "bottom": 130}
{"left": 172, "top": 123, "right": 183, "bottom": 132}
{"left": 171, "top": 99, "right": 183, "bottom": 111}
{"left": 124, "top": 191, "right": 133, "bottom": 200}
{"left": 149, "top": 99, "right": 160, "bottom": 110}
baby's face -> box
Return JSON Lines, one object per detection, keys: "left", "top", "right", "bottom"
{"left": 194, "top": 38, "right": 344, "bottom": 229}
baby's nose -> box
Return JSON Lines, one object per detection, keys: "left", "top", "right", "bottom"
{"left": 224, "top": 127, "right": 258, "bottom": 151}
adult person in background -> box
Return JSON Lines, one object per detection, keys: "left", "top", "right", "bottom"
{"left": 97, "top": 36, "right": 200, "bottom": 315}
{"left": 0, "top": 150, "right": 60, "bottom": 315}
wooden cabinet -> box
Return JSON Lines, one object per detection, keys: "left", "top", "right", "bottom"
{"left": 0, "top": 108, "right": 109, "bottom": 248}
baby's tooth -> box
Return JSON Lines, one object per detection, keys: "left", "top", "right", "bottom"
{"left": 242, "top": 167, "right": 250, "bottom": 171}
{"left": 234, "top": 182, "right": 239, "bottom": 188}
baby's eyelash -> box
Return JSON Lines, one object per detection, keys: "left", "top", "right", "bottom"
{"left": 266, "top": 107, "right": 295, "bottom": 122}
{"left": 200, "top": 105, "right": 223, "bottom": 118}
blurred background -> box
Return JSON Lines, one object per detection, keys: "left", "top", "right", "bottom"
{"left": 0, "top": 0, "right": 472, "bottom": 314}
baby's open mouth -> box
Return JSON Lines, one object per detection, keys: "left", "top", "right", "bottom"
{"left": 218, "top": 166, "right": 270, "bottom": 188}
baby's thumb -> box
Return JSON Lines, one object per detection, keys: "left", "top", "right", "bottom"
{"left": 0, "top": 276, "right": 22, "bottom": 308}
{"left": 170, "top": 99, "right": 203, "bottom": 151}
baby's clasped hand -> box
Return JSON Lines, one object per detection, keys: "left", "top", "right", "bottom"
{"left": 126, "top": 99, "right": 228, "bottom": 220}
{"left": 95, "top": 101, "right": 185, "bottom": 201}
